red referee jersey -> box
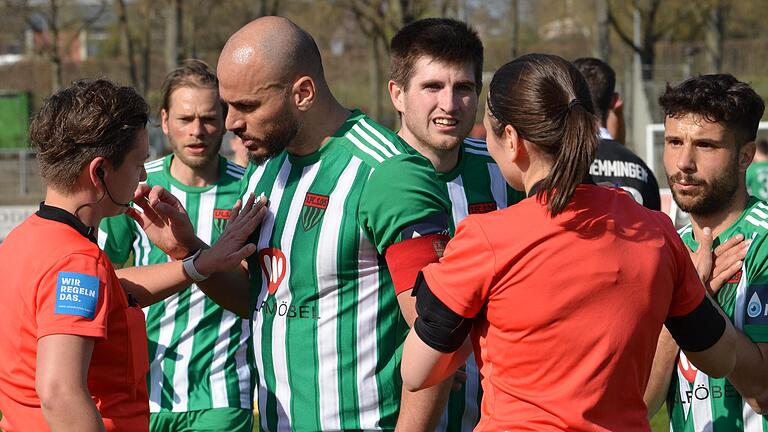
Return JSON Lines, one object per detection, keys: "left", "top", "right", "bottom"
{"left": 422, "top": 184, "right": 704, "bottom": 431}
{"left": 0, "top": 211, "right": 149, "bottom": 432}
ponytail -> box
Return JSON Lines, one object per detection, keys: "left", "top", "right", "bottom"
{"left": 538, "top": 100, "right": 598, "bottom": 216}
{"left": 488, "top": 54, "right": 599, "bottom": 218}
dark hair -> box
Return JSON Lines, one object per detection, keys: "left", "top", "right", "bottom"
{"left": 390, "top": 18, "right": 483, "bottom": 91}
{"left": 757, "top": 138, "right": 768, "bottom": 155}
{"left": 30, "top": 79, "right": 149, "bottom": 192}
{"left": 159, "top": 59, "right": 224, "bottom": 117}
{"left": 487, "top": 54, "right": 598, "bottom": 217}
{"left": 659, "top": 74, "right": 765, "bottom": 146}
{"left": 573, "top": 57, "right": 615, "bottom": 125}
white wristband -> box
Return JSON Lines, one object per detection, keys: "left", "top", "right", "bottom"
{"left": 182, "top": 248, "right": 209, "bottom": 282}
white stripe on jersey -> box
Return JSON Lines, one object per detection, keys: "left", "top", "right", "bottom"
{"left": 227, "top": 162, "right": 246, "bottom": 173}
{"left": 352, "top": 123, "right": 395, "bottom": 158}
{"left": 234, "top": 319, "right": 252, "bottom": 408}
{"left": 316, "top": 158, "right": 362, "bottom": 430}
{"left": 248, "top": 158, "right": 290, "bottom": 431}
{"left": 272, "top": 162, "right": 321, "bottom": 431}
{"left": 447, "top": 177, "right": 469, "bottom": 224}
{"left": 463, "top": 138, "right": 487, "bottom": 149}
{"left": 465, "top": 147, "right": 490, "bottom": 157}
{"left": 744, "top": 402, "right": 763, "bottom": 431}
{"left": 210, "top": 313, "right": 233, "bottom": 408}
{"left": 347, "top": 132, "right": 385, "bottom": 163}
{"left": 145, "top": 159, "right": 164, "bottom": 169}
{"left": 690, "top": 372, "right": 714, "bottom": 431}
{"left": 145, "top": 189, "right": 186, "bottom": 412}
{"left": 746, "top": 215, "right": 768, "bottom": 230}
{"left": 359, "top": 119, "right": 402, "bottom": 157}
{"left": 356, "top": 230, "right": 382, "bottom": 428}
{"left": 733, "top": 261, "right": 748, "bottom": 330}
{"left": 751, "top": 207, "right": 768, "bottom": 220}
{"left": 172, "top": 187, "right": 217, "bottom": 412}
{"left": 488, "top": 163, "right": 508, "bottom": 210}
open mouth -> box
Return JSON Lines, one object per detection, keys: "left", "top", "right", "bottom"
{"left": 433, "top": 118, "right": 458, "bottom": 127}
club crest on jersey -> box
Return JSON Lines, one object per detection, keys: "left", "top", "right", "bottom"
{"left": 301, "top": 193, "right": 329, "bottom": 231}
{"left": 468, "top": 202, "right": 497, "bottom": 214}
{"left": 677, "top": 351, "right": 698, "bottom": 384}
{"left": 259, "top": 248, "right": 287, "bottom": 295}
{"left": 213, "top": 209, "right": 231, "bottom": 234}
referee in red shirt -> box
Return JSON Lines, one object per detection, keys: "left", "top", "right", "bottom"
{"left": 401, "top": 54, "right": 742, "bottom": 431}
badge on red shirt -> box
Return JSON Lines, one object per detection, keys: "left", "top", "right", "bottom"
{"left": 55, "top": 272, "right": 99, "bottom": 319}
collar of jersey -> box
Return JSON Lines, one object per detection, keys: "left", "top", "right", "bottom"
{"left": 287, "top": 110, "right": 364, "bottom": 167}
{"left": 687, "top": 195, "right": 762, "bottom": 250}
{"left": 435, "top": 144, "right": 465, "bottom": 183}
{"left": 164, "top": 154, "right": 224, "bottom": 193}
{"left": 36, "top": 202, "right": 97, "bottom": 244}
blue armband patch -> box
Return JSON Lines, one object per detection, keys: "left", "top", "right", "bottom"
{"left": 55, "top": 272, "right": 100, "bottom": 319}
{"left": 746, "top": 284, "right": 768, "bottom": 325}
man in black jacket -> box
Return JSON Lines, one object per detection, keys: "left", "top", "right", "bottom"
{"left": 574, "top": 57, "right": 661, "bottom": 210}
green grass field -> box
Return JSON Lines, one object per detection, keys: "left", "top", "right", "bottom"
{"left": 650, "top": 405, "right": 670, "bottom": 431}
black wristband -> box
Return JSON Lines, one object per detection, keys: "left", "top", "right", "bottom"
{"left": 666, "top": 296, "right": 726, "bottom": 352}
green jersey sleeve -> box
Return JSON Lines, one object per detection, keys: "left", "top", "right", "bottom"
{"left": 358, "top": 153, "right": 451, "bottom": 254}
{"left": 743, "top": 232, "right": 768, "bottom": 342}
{"left": 99, "top": 213, "right": 136, "bottom": 268}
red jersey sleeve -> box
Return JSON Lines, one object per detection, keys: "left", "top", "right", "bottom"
{"left": 36, "top": 253, "right": 110, "bottom": 339}
{"left": 421, "top": 217, "right": 496, "bottom": 318}
{"left": 668, "top": 231, "right": 706, "bottom": 317}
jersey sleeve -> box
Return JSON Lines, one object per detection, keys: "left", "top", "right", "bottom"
{"left": 420, "top": 217, "right": 496, "bottom": 318}
{"left": 358, "top": 154, "right": 451, "bottom": 254}
{"left": 743, "top": 232, "right": 768, "bottom": 342}
{"left": 668, "top": 226, "right": 706, "bottom": 318}
{"left": 36, "top": 253, "right": 110, "bottom": 340}
{"left": 99, "top": 214, "right": 136, "bottom": 267}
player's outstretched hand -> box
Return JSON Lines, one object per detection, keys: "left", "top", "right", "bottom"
{"left": 126, "top": 184, "right": 198, "bottom": 260}
{"left": 690, "top": 228, "right": 748, "bottom": 295}
{"left": 195, "top": 193, "right": 268, "bottom": 275}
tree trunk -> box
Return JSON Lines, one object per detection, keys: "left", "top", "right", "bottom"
{"left": 140, "top": 0, "right": 153, "bottom": 96}
{"left": 49, "top": 0, "right": 62, "bottom": 92}
{"left": 117, "top": 0, "right": 138, "bottom": 89}
{"left": 369, "top": 34, "right": 384, "bottom": 121}
{"left": 595, "top": 0, "right": 609, "bottom": 60}
{"left": 164, "top": 0, "right": 182, "bottom": 72}
{"left": 704, "top": 0, "right": 725, "bottom": 73}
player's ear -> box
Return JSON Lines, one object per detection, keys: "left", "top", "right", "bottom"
{"left": 293, "top": 76, "right": 316, "bottom": 112}
{"left": 160, "top": 108, "right": 170, "bottom": 135}
{"left": 504, "top": 124, "right": 522, "bottom": 160}
{"left": 389, "top": 80, "right": 405, "bottom": 114}
{"left": 740, "top": 140, "right": 756, "bottom": 171}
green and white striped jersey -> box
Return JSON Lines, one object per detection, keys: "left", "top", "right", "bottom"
{"left": 668, "top": 197, "right": 768, "bottom": 431}
{"left": 99, "top": 155, "right": 255, "bottom": 413}
{"left": 433, "top": 137, "right": 524, "bottom": 432}
{"left": 241, "top": 110, "right": 450, "bottom": 432}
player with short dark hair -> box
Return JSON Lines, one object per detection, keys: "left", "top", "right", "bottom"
{"left": 100, "top": 59, "right": 256, "bottom": 432}
{"left": 574, "top": 57, "right": 661, "bottom": 210}
{"left": 388, "top": 18, "right": 523, "bottom": 432}
{"left": 645, "top": 73, "right": 768, "bottom": 431}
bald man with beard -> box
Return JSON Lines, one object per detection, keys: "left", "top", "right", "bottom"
{"left": 212, "top": 17, "right": 454, "bottom": 432}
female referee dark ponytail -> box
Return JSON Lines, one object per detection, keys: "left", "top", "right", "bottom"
{"left": 487, "top": 53, "right": 598, "bottom": 216}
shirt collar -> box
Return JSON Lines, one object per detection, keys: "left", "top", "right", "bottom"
{"left": 35, "top": 202, "right": 97, "bottom": 244}
{"left": 598, "top": 127, "right": 613, "bottom": 140}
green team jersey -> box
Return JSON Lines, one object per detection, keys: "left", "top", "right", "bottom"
{"left": 747, "top": 162, "right": 768, "bottom": 202}
{"left": 668, "top": 197, "right": 768, "bottom": 431}
{"left": 99, "top": 155, "right": 255, "bottom": 413}
{"left": 434, "top": 137, "right": 524, "bottom": 432}
{"left": 241, "top": 110, "right": 451, "bottom": 432}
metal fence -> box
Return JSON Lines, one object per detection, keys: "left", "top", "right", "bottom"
{"left": 0, "top": 149, "right": 44, "bottom": 206}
